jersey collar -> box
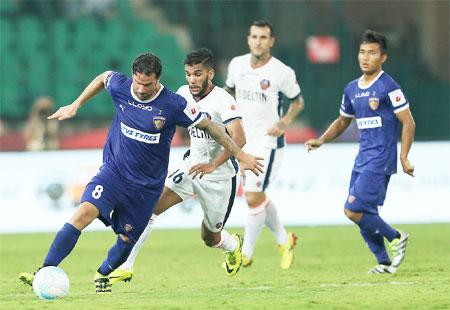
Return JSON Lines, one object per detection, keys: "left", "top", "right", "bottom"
{"left": 248, "top": 53, "right": 273, "bottom": 70}
{"left": 358, "top": 70, "right": 384, "bottom": 89}
{"left": 192, "top": 85, "right": 216, "bottom": 102}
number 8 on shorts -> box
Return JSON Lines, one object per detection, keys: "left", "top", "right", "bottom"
{"left": 91, "top": 185, "right": 104, "bottom": 199}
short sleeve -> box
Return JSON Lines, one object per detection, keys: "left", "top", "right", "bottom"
{"left": 279, "top": 67, "right": 301, "bottom": 99}
{"left": 340, "top": 87, "right": 355, "bottom": 118}
{"left": 387, "top": 87, "right": 409, "bottom": 114}
{"left": 104, "top": 71, "right": 119, "bottom": 95}
{"left": 220, "top": 95, "right": 241, "bottom": 124}
{"left": 174, "top": 97, "right": 204, "bottom": 128}
{"left": 225, "top": 58, "right": 236, "bottom": 88}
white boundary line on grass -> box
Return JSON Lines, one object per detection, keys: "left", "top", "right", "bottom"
{"left": 320, "top": 281, "right": 416, "bottom": 288}
{"left": 228, "top": 282, "right": 416, "bottom": 291}
{"left": 230, "top": 286, "right": 273, "bottom": 290}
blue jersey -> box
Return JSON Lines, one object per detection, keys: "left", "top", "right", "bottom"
{"left": 340, "top": 71, "right": 409, "bottom": 175}
{"left": 102, "top": 71, "right": 203, "bottom": 192}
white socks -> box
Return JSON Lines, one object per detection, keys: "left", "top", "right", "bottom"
{"left": 118, "top": 214, "right": 158, "bottom": 271}
{"left": 242, "top": 199, "right": 269, "bottom": 259}
{"left": 265, "top": 200, "right": 288, "bottom": 245}
{"left": 214, "top": 230, "right": 238, "bottom": 252}
{"left": 242, "top": 199, "right": 289, "bottom": 258}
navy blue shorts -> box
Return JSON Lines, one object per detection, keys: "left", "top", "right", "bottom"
{"left": 80, "top": 164, "right": 161, "bottom": 242}
{"left": 344, "top": 170, "right": 391, "bottom": 215}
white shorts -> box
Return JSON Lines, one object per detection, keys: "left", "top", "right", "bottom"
{"left": 165, "top": 165, "right": 238, "bottom": 232}
{"left": 242, "top": 146, "right": 284, "bottom": 192}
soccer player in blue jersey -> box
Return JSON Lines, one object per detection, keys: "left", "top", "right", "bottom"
{"left": 109, "top": 48, "right": 248, "bottom": 281}
{"left": 19, "top": 53, "right": 263, "bottom": 293}
{"left": 305, "top": 30, "right": 415, "bottom": 274}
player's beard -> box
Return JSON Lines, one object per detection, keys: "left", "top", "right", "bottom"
{"left": 191, "top": 79, "right": 209, "bottom": 98}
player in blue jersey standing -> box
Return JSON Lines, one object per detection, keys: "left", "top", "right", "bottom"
{"left": 19, "top": 53, "right": 263, "bottom": 293}
{"left": 305, "top": 30, "right": 415, "bottom": 274}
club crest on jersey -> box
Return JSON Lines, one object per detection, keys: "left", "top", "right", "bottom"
{"left": 369, "top": 97, "right": 380, "bottom": 110}
{"left": 153, "top": 115, "right": 166, "bottom": 130}
{"left": 260, "top": 79, "right": 271, "bottom": 90}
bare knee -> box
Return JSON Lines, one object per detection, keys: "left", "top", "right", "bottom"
{"left": 246, "top": 192, "right": 266, "bottom": 208}
{"left": 69, "top": 202, "right": 99, "bottom": 230}
{"left": 344, "top": 208, "right": 362, "bottom": 223}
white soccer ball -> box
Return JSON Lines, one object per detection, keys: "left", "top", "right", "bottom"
{"left": 32, "top": 266, "right": 70, "bottom": 300}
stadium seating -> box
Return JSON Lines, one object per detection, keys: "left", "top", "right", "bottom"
{"left": 0, "top": 2, "right": 186, "bottom": 119}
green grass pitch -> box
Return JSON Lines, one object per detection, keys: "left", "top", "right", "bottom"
{"left": 1, "top": 224, "right": 449, "bottom": 309}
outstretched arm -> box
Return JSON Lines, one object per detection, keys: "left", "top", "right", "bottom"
{"left": 189, "top": 118, "right": 246, "bottom": 178}
{"left": 195, "top": 118, "right": 263, "bottom": 175}
{"left": 267, "top": 95, "right": 305, "bottom": 137}
{"left": 304, "top": 115, "right": 352, "bottom": 151}
{"left": 396, "top": 108, "right": 415, "bottom": 176}
{"left": 48, "top": 71, "right": 111, "bottom": 121}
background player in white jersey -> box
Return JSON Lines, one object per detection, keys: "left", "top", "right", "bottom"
{"left": 109, "top": 48, "right": 250, "bottom": 282}
{"left": 305, "top": 30, "right": 415, "bottom": 273}
{"left": 18, "top": 52, "right": 263, "bottom": 294}
{"left": 225, "top": 21, "right": 305, "bottom": 269}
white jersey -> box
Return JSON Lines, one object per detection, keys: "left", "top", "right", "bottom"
{"left": 226, "top": 53, "right": 301, "bottom": 149}
{"left": 177, "top": 85, "right": 241, "bottom": 181}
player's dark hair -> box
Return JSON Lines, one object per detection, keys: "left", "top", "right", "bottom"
{"left": 132, "top": 53, "right": 162, "bottom": 78}
{"left": 361, "top": 30, "right": 387, "bottom": 54}
{"left": 184, "top": 48, "right": 214, "bottom": 69}
{"left": 250, "top": 20, "right": 275, "bottom": 37}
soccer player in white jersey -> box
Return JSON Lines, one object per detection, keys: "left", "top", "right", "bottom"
{"left": 108, "top": 48, "right": 252, "bottom": 282}
{"left": 224, "top": 21, "right": 305, "bottom": 269}
{"left": 305, "top": 30, "right": 415, "bottom": 274}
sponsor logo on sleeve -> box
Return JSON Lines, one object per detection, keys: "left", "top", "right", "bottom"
{"left": 356, "top": 116, "right": 382, "bottom": 129}
{"left": 388, "top": 89, "right": 406, "bottom": 107}
{"left": 368, "top": 97, "right": 380, "bottom": 110}
{"left": 183, "top": 103, "right": 200, "bottom": 121}
{"left": 120, "top": 122, "right": 160, "bottom": 144}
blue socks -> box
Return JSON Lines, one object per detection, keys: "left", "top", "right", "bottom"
{"left": 358, "top": 213, "right": 399, "bottom": 242}
{"left": 42, "top": 223, "right": 134, "bottom": 276}
{"left": 43, "top": 223, "right": 81, "bottom": 267}
{"left": 357, "top": 213, "right": 401, "bottom": 264}
{"left": 98, "top": 236, "right": 134, "bottom": 276}
{"left": 359, "top": 228, "right": 391, "bottom": 265}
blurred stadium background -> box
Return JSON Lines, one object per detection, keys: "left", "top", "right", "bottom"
{"left": 0, "top": 0, "right": 448, "bottom": 150}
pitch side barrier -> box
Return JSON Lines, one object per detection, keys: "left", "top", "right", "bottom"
{"left": 0, "top": 142, "right": 449, "bottom": 233}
